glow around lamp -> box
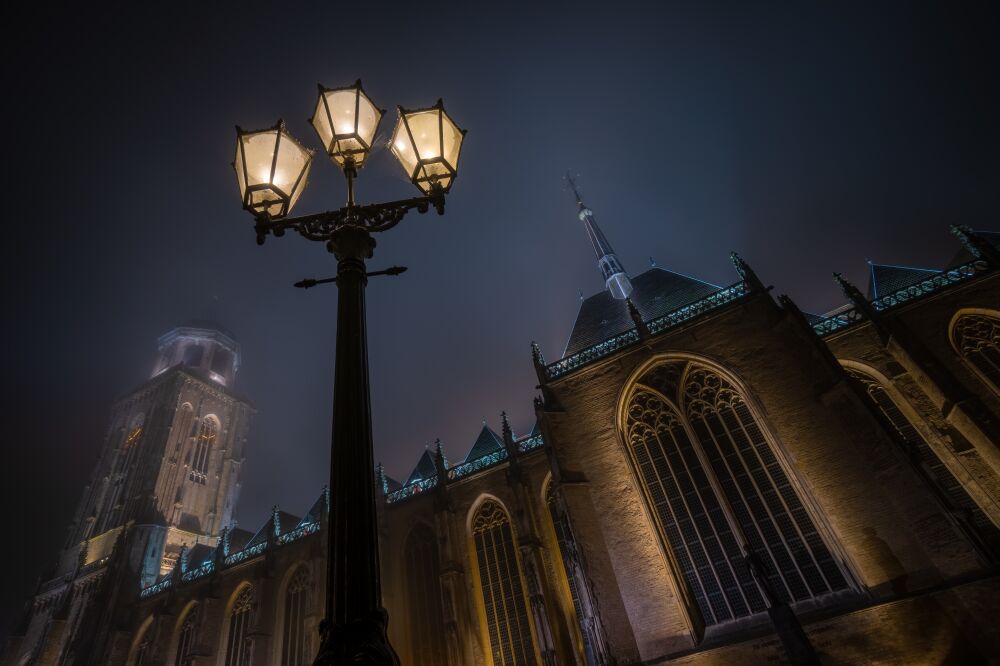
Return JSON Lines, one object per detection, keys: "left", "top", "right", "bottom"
{"left": 310, "top": 80, "right": 384, "bottom": 169}
{"left": 233, "top": 120, "right": 313, "bottom": 219}
{"left": 390, "top": 100, "right": 465, "bottom": 194}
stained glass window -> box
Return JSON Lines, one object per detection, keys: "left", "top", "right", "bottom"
{"left": 624, "top": 361, "right": 849, "bottom": 628}
{"left": 189, "top": 417, "right": 218, "bottom": 484}
{"left": 282, "top": 568, "right": 310, "bottom": 666}
{"left": 953, "top": 313, "right": 1000, "bottom": 394}
{"left": 175, "top": 604, "right": 199, "bottom": 666}
{"left": 405, "top": 525, "right": 448, "bottom": 664}
{"left": 845, "top": 367, "right": 1000, "bottom": 560}
{"left": 225, "top": 586, "right": 255, "bottom": 666}
{"left": 472, "top": 500, "right": 539, "bottom": 666}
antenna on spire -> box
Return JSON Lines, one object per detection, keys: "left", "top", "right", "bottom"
{"left": 565, "top": 171, "right": 584, "bottom": 206}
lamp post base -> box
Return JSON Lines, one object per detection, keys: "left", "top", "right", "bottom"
{"left": 314, "top": 608, "right": 400, "bottom": 666}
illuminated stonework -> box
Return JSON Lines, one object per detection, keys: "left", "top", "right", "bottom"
{"left": 4, "top": 229, "right": 1000, "bottom": 665}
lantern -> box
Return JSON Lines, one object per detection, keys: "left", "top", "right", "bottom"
{"left": 233, "top": 121, "right": 313, "bottom": 218}
{"left": 390, "top": 100, "right": 465, "bottom": 194}
{"left": 310, "top": 80, "right": 383, "bottom": 169}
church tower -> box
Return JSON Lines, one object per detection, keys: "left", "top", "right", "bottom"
{"left": 12, "top": 323, "right": 254, "bottom": 664}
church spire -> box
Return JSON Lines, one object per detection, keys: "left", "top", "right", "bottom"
{"left": 567, "top": 173, "right": 633, "bottom": 300}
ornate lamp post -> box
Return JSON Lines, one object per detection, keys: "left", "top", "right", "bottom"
{"left": 232, "top": 80, "right": 465, "bottom": 665}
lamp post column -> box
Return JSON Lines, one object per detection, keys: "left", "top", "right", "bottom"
{"left": 316, "top": 224, "right": 400, "bottom": 665}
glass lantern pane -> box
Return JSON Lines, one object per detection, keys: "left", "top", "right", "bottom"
{"left": 326, "top": 89, "right": 360, "bottom": 137}
{"left": 234, "top": 141, "right": 247, "bottom": 197}
{"left": 355, "top": 93, "right": 381, "bottom": 147}
{"left": 311, "top": 96, "right": 335, "bottom": 153}
{"left": 391, "top": 120, "right": 418, "bottom": 177}
{"left": 441, "top": 113, "right": 464, "bottom": 171}
{"left": 242, "top": 130, "right": 280, "bottom": 186}
{"left": 273, "top": 131, "right": 311, "bottom": 198}
{"left": 406, "top": 110, "right": 443, "bottom": 161}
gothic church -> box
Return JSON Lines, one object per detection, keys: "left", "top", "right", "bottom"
{"left": 4, "top": 189, "right": 1000, "bottom": 664}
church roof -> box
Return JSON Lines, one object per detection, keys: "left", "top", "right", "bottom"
{"left": 297, "top": 493, "right": 327, "bottom": 528}
{"left": 947, "top": 229, "right": 999, "bottom": 268}
{"left": 563, "top": 268, "right": 721, "bottom": 357}
{"left": 186, "top": 543, "right": 214, "bottom": 569}
{"left": 405, "top": 449, "right": 438, "bottom": 486}
{"left": 464, "top": 425, "right": 504, "bottom": 463}
{"left": 866, "top": 262, "right": 940, "bottom": 300}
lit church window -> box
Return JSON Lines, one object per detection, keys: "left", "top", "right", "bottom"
{"left": 472, "top": 500, "right": 539, "bottom": 666}
{"left": 282, "top": 568, "right": 311, "bottom": 666}
{"left": 404, "top": 524, "right": 448, "bottom": 664}
{"left": 225, "top": 585, "right": 255, "bottom": 666}
{"left": 845, "top": 367, "right": 1000, "bottom": 559}
{"left": 175, "top": 604, "right": 199, "bottom": 666}
{"left": 952, "top": 313, "right": 1000, "bottom": 394}
{"left": 189, "top": 417, "right": 218, "bottom": 484}
{"left": 624, "top": 361, "right": 849, "bottom": 629}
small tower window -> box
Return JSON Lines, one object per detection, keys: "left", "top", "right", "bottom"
{"left": 189, "top": 417, "right": 218, "bottom": 484}
{"left": 183, "top": 344, "right": 204, "bottom": 367}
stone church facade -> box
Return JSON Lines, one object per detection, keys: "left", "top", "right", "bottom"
{"left": 3, "top": 215, "right": 1000, "bottom": 664}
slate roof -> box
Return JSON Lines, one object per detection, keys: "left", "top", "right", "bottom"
{"left": 947, "top": 229, "right": 1000, "bottom": 268}
{"left": 866, "top": 263, "right": 940, "bottom": 300}
{"left": 405, "top": 449, "right": 437, "bottom": 485}
{"left": 464, "top": 425, "right": 504, "bottom": 463}
{"left": 187, "top": 543, "right": 214, "bottom": 568}
{"left": 228, "top": 528, "right": 254, "bottom": 552}
{"left": 563, "top": 268, "right": 722, "bottom": 357}
{"left": 297, "top": 493, "right": 326, "bottom": 527}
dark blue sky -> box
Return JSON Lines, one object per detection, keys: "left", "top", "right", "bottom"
{"left": 2, "top": 1, "right": 996, "bottom": 638}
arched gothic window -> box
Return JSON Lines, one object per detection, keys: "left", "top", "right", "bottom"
{"left": 624, "top": 361, "right": 849, "bottom": 629}
{"left": 132, "top": 619, "right": 153, "bottom": 666}
{"left": 225, "top": 586, "right": 255, "bottom": 666}
{"left": 404, "top": 525, "right": 448, "bottom": 664}
{"left": 282, "top": 568, "right": 311, "bottom": 666}
{"left": 189, "top": 417, "right": 218, "bottom": 484}
{"left": 472, "top": 500, "right": 539, "bottom": 666}
{"left": 845, "top": 367, "right": 1000, "bottom": 560}
{"left": 952, "top": 313, "right": 1000, "bottom": 394}
{"left": 175, "top": 604, "right": 199, "bottom": 666}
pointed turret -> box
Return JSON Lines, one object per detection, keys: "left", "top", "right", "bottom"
{"left": 567, "top": 173, "right": 633, "bottom": 300}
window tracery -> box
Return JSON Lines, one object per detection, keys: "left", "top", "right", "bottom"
{"left": 472, "top": 500, "right": 539, "bottom": 665}
{"left": 624, "top": 361, "right": 849, "bottom": 629}
{"left": 174, "top": 604, "right": 199, "bottom": 666}
{"left": 953, "top": 313, "right": 1000, "bottom": 394}
{"left": 225, "top": 586, "right": 255, "bottom": 666}
{"left": 282, "top": 569, "right": 310, "bottom": 666}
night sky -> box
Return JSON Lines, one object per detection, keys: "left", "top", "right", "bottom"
{"left": 2, "top": 1, "right": 997, "bottom": 638}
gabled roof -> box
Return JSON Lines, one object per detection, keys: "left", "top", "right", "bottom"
{"left": 297, "top": 493, "right": 326, "bottom": 527}
{"left": 228, "top": 528, "right": 253, "bottom": 552}
{"left": 405, "top": 449, "right": 437, "bottom": 486}
{"left": 947, "top": 229, "right": 1000, "bottom": 268}
{"left": 186, "top": 543, "right": 214, "bottom": 569}
{"left": 464, "top": 424, "right": 504, "bottom": 463}
{"left": 385, "top": 475, "right": 403, "bottom": 492}
{"left": 563, "top": 268, "right": 721, "bottom": 357}
{"left": 866, "top": 262, "right": 940, "bottom": 300}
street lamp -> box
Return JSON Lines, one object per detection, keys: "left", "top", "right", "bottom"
{"left": 232, "top": 80, "right": 465, "bottom": 666}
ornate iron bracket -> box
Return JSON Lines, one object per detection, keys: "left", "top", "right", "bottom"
{"left": 254, "top": 190, "right": 445, "bottom": 247}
